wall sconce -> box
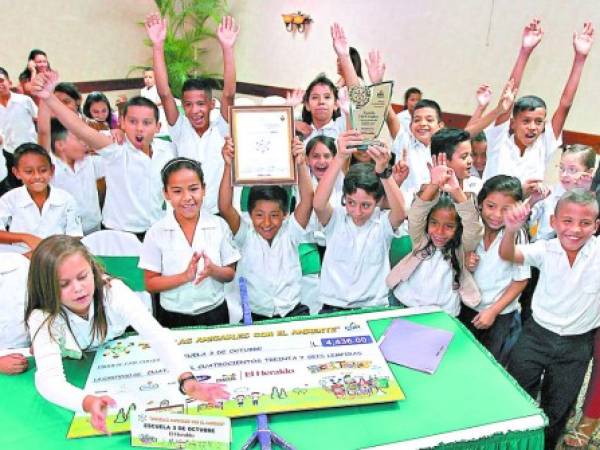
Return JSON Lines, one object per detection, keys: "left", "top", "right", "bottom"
{"left": 282, "top": 11, "right": 312, "bottom": 33}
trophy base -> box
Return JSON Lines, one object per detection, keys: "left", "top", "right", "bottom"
{"left": 347, "top": 139, "right": 384, "bottom": 151}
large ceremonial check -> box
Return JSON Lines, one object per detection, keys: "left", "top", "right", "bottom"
{"left": 67, "top": 315, "right": 404, "bottom": 438}
{"left": 229, "top": 105, "right": 296, "bottom": 185}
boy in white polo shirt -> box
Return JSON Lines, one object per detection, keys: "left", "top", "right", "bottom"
{"left": 499, "top": 189, "right": 600, "bottom": 449}
{"left": 0, "top": 67, "right": 37, "bottom": 192}
{"left": 49, "top": 119, "right": 105, "bottom": 235}
{"left": 482, "top": 20, "right": 594, "bottom": 186}
{"left": 32, "top": 72, "right": 175, "bottom": 239}
{"left": 0, "top": 252, "right": 29, "bottom": 374}
{"left": 147, "top": 13, "right": 239, "bottom": 215}
{"left": 218, "top": 137, "right": 313, "bottom": 320}
{"left": 0, "top": 144, "right": 82, "bottom": 253}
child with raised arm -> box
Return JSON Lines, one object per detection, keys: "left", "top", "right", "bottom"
{"left": 147, "top": 13, "right": 239, "bottom": 215}
{"left": 0, "top": 144, "right": 82, "bottom": 253}
{"left": 0, "top": 252, "right": 30, "bottom": 374}
{"left": 140, "top": 157, "right": 239, "bottom": 327}
{"left": 483, "top": 20, "right": 594, "bottom": 186}
{"left": 219, "top": 137, "right": 314, "bottom": 320}
{"left": 499, "top": 190, "right": 600, "bottom": 449}
{"left": 26, "top": 236, "right": 229, "bottom": 434}
{"left": 31, "top": 71, "right": 175, "bottom": 238}
{"left": 386, "top": 155, "right": 483, "bottom": 316}
{"left": 314, "top": 130, "right": 406, "bottom": 312}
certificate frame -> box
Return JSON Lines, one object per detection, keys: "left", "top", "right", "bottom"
{"left": 229, "top": 105, "right": 297, "bottom": 186}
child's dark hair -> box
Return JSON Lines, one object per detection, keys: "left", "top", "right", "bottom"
{"left": 18, "top": 69, "right": 31, "bottom": 83}
{"left": 0, "top": 67, "right": 9, "bottom": 79}
{"left": 513, "top": 95, "right": 547, "bottom": 117}
{"left": 25, "top": 235, "right": 109, "bottom": 349}
{"left": 55, "top": 82, "right": 82, "bottom": 111}
{"left": 182, "top": 78, "right": 213, "bottom": 99}
{"left": 431, "top": 128, "right": 470, "bottom": 160}
{"left": 301, "top": 74, "right": 341, "bottom": 124}
{"left": 50, "top": 119, "right": 69, "bottom": 152}
{"left": 306, "top": 135, "right": 337, "bottom": 157}
{"left": 122, "top": 96, "right": 159, "bottom": 122}
{"left": 83, "top": 92, "right": 113, "bottom": 124}
{"left": 418, "top": 194, "right": 463, "bottom": 289}
{"left": 413, "top": 99, "right": 442, "bottom": 122}
{"left": 160, "top": 157, "right": 205, "bottom": 189}
{"left": 349, "top": 47, "right": 363, "bottom": 79}
{"left": 562, "top": 144, "right": 597, "bottom": 170}
{"left": 248, "top": 186, "right": 289, "bottom": 214}
{"left": 342, "top": 163, "right": 385, "bottom": 202}
{"left": 404, "top": 87, "right": 422, "bottom": 105}
{"left": 28, "top": 49, "right": 48, "bottom": 62}
{"left": 14, "top": 143, "right": 52, "bottom": 167}
{"left": 477, "top": 175, "right": 523, "bottom": 206}
{"left": 471, "top": 131, "right": 487, "bottom": 144}
{"left": 143, "top": 67, "right": 153, "bottom": 73}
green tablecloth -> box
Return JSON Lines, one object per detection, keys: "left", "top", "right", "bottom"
{"left": 0, "top": 310, "right": 545, "bottom": 449}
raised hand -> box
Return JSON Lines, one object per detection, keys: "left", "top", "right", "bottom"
{"left": 330, "top": 23, "right": 350, "bottom": 56}
{"left": 336, "top": 129, "right": 363, "bottom": 158}
{"left": 575, "top": 171, "right": 594, "bottom": 190}
{"left": 476, "top": 84, "right": 492, "bottom": 107}
{"left": 392, "top": 148, "right": 409, "bottom": 187}
{"left": 145, "top": 13, "right": 167, "bottom": 45}
{"left": 497, "top": 78, "right": 517, "bottom": 113}
{"left": 221, "top": 137, "right": 235, "bottom": 165}
{"left": 365, "top": 50, "right": 386, "bottom": 84}
{"left": 526, "top": 183, "right": 551, "bottom": 207}
{"left": 366, "top": 142, "right": 391, "bottom": 173}
{"left": 503, "top": 201, "right": 531, "bottom": 232}
{"left": 428, "top": 153, "right": 450, "bottom": 186}
{"left": 285, "top": 88, "right": 305, "bottom": 108}
{"left": 522, "top": 18, "right": 543, "bottom": 50}
{"left": 521, "top": 178, "right": 544, "bottom": 198}
{"left": 217, "top": 16, "right": 240, "bottom": 50}
{"left": 30, "top": 71, "right": 59, "bottom": 100}
{"left": 292, "top": 137, "right": 306, "bottom": 165}
{"left": 574, "top": 21, "right": 595, "bottom": 56}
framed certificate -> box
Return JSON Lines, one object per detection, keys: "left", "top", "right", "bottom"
{"left": 229, "top": 105, "right": 296, "bottom": 185}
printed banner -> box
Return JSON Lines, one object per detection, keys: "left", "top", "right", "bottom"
{"left": 68, "top": 315, "right": 404, "bottom": 438}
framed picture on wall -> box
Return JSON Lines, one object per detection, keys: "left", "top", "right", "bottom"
{"left": 229, "top": 106, "right": 296, "bottom": 185}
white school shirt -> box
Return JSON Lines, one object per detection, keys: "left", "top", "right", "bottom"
{"left": 0, "top": 93, "right": 37, "bottom": 153}
{"left": 139, "top": 211, "right": 240, "bottom": 314}
{"left": 519, "top": 236, "right": 600, "bottom": 335}
{"left": 320, "top": 207, "right": 404, "bottom": 308}
{"left": 392, "top": 128, "right": 431, "bottom": 194}
{"left": 482, "top": 120, "right": 561, "bottom": 183}
{"left": 234, "top": 215, "right": 310, "bottom": 317}
{"left": 463, "top": 176, "right": 483, "bottom": 196}
{"left": 304, "top": 116, "right": 347, "bottom": 143}
{"left": 393, "top": 250, "right": 461, "bottom": 316}
{"left": 0, "top": 150, "right": 6, "bottom": 182}
{"left": 469, "top": 166, "right": 483, "bottom": 179}
{"left": 472, "top": 230, "right": 530, "bottom": 314}
{"left": 169, "top": 114, "right": 228, "bottom": 215}
{"left": 51, "top": 154, "right": 105, "bottom": 235}
{"left": 305, "top": 172, "right": 344, "bottom": 246}
{"left": 140, "top": 85, "right": 161, "bottom": 105}
{"left": 0, "top": 253, "right": 29, "bottom": 349}
{"left": 98, "top": 137, "right": 175, "bottom": 233}
{"left": 27, "top": 279, "right": 190, "bottom": 412}
{"left": 0, "top": 185, "right": 82, "bottom": 248}
{"left": 529, "top": 184, "right": 564, "bottom": 242}
{"left": 397, "top": 109, "right": 411, "bottom": 133}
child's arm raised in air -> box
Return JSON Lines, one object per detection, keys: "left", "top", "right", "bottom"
{"left": 499, "top": 201, "right": 530, "bottom": 264}
{"left": 496, "top": 18, "right": 543, "bottom": 126}
{"left": 37, "top": 101, "right": 51, "bottom": 151}
{"left": 292, "top": 137, "right": 314, "bottom": 228}
{"left": 218, "top": 137, "right": 241, "bottom": 235}
{"left": 465, "top": 79, "right": 517, "bottom": 137}
{"left": 331, "top": 23, "right": 360, "bottom": 88}
{"left": 552, "top": 22, "right": 594, "bottom": 139}
{"left": 30, "top": 72, "right": 112, "bottom": 150}
{"left": 367, "top": 142, "right": 406, "bottom": 228}
{"left": 146, "top": 13, "right": 179, "bottom": 127}
{"left": 465, "top": 84, "right": 491, "bottom": 128}
{"left": 217, "top": 16, "right": 239, "bottom": 122}
{"left": 313, "top": 130, "right": 363, "bottom": 226}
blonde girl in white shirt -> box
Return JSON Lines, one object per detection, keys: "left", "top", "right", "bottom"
{"left": 25, "top": 235, "right": 229, "bottom": 434}
{"left": 140, "top": 157, "right": 240, "bottom": 328}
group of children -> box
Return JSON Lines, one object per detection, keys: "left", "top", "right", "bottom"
{"left": 0, "top": 13, "right": 598, "bottom": 449}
